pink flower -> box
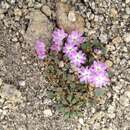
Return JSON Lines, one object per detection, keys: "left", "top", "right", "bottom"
{"left": 35, "top": 40, "right": 46, "bottom": 60}
{"left": 78, "top": 67, "right": 93, "bottom": 84}
{"left": 67, "top": 31, "right": 85, "bottom": 46}
{"left": 52, "top": 28, "right": 68, "bottom": 43}
{"left": 91, "top": 73, "right": 110, "bottom": 88}
{"left": 89, "top": 60, "right": 110, "bottom": 87}
{"left": 90, "top": 61, "right": 108, "bottom": 74}
{"left": 63, "top": 43, "right": 78, "bottom": 57}
{"left": 51, "top": 42, "right": 62, "bottom": 52}
{"left": 94, "top": 49, "right": 102, "bottom": 55}
{"left": 70, "top": 51, "right": 86, "bottom": 67}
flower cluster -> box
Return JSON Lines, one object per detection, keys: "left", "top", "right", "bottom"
{"left": 78, "top": 61, "right": 110, "bottom": 88}
{"left": 51, "top": 28, "right": 68, "bottom": 52}
{"left": 35, "top": 28, "right": 110, "bottom": 88}
{"left": 35, "top": 40, "right": 46, "bottom": 59}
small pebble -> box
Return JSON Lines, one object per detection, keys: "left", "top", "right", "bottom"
{"left": 79, "top": 118, "right": 84, "bottom": 125}
{"left": 0, "top": 78, "right": 2, "bottom": 86}
{"left": 41, "top": 5, "right": 52, "bottom": 17}
{"left": 119, "top": 95, "right": 129, "bottom": 107}
{"left": 43, "top": 109, "right": 52, "bottom": 117}
{"left": 124, "top": 33, "right": 130, "bottom": 42}
{"left": 106, "top": 60, "right": 113, "bottom": 67}
{"left": 19, "top": 80, "right": 26, "bottom": 87}
{"left": 59, "top": 61, "right": 64, "bottom": 68}
{"left": 68, "top": 11, "right": 76, "bottom": 22}
{"left": 126, "top": 0, "right": 130, "bottom": 3}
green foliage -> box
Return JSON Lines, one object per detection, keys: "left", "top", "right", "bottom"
{"left": 95, "top": 88, "right": 105, "bottom": 97}
{"left": 108, "top": 71, "right": 114, "bottom": 78}
{"left": 92, "top": 39, "right": 107, "bottom": 55}
{"left": 45, "top": 39, "right": 108, "bottom": 119}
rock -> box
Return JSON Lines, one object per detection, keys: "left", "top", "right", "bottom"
{"left": 105, "top": 60, "right": 113, "bottom": 67}
{"left": 59, "top": 61, "right": 64, "bottom": 68}
{"left": 126, "top": 0, "right": 130, "bottom": 3}
{"left": 34, "top": 2, "right": 42, "bottom": 9}
{"left": 0, "top": 78, "right": 2, "bottom": 86}
{"left": 56, "top": 2, "right": 85, "bottom": 33}
{"left": 0, "top": 84, "right": 22, "bottom": 103}
{"left": 124, "top": 90, "right": 130, "bottom": 98}
{"left": 126, "top": 7, "right": 130, "bottom": 15}
{"left": 102, "top": 128, "right": 113, "bottom": 130}
{"left": 112, "top": 36, "right": 122, "bottom": 44}
{"left": 108, "top": 105, "right": 115, "bottom": 113}
{"left": 14, "top": 8, "right": 22, "bottom": 16}
{"left": 79, "top": 118, "right": 84, "bottom": 125}
{"left": 119, "top": 95, "right": 129, "bottom": 107}
{"left": 88, "top": 112, "right": 105, "bottom": 124}
{"left": 68, "top": 11, "right": 76, "bottom": 22}
{"left": 110, "top": 8, "right": 118, "bottom": 17}
{"left": 108, "top": 113, "right": 116, "bottom": 119}
{"left": 99, "top": 33, "right": 108, "bottom": 43}
{"left": 41, "top": 5, "right": 52, "bottom": 17}
{"left": 1, "top": 1, "right": 10, "bottom": 9}
{"left": 43, "top": 109, "right": 52, "bottom": 117}
{"left": 6, "top": 0, "right": 16, "bottom": 4}
{"left": 19, "top": 80, "right": 26, "bottom": 87}
{"left": 24, "top": 10, "right": 54, "bottom": 47}
{"left": 124, "top": 33, "right": 130, "bottom": 42}
{"left": 61, "top": 0, "right": 68, "bottom": 2}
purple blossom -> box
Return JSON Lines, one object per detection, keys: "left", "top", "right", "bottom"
{"left": 90, "top": 61, "right": 108, "bottom": 74}
{"left": 67, "top": 31, "right": 85, "bottom": 46}
{"left": 51, "top": 42, "right": 62, "bottom": 52}
{"left": 78, "top": 67, "right": 93, "bottom": 84}
{"left": 35, "top": 40, "right": 46, "bottom": 60}
{"left": 63, "top": 43, "right": 78, "bottom": 57}
{"left": 91, "top": 73, "right": 110, "bottom": 88}
{"left": 70, "top": 51, "right": 86, "bottom": 67}
{"left": 52, "top": 28, "right": 68, "bottom": 43}
{"left": 94, "top": 48, "right": 102, "bottom": 55}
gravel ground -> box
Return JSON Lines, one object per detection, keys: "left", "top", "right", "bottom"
{"left": 0, "top": 0, "right": 130, "bottom": 130}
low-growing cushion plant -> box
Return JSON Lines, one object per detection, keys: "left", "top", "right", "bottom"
{"left": 35, "top": 28, "right": 111, "bottom": 118}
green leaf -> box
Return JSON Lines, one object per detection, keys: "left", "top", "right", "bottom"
{"left": 108, "top": 71, "right": 114, "bottom": 78}
{"left": 81, "top": 42, "right": 92, "bottom": 51}
{"left": 59, "top": 106, "right": 65, "bottom": 113}
{"left": 101, "top": 46, "right": 107, "bottom": 55}
{"left": 61, "top": 98, "right": 68, "bottom": 105}
{"left": 67, "top": 95, "right": 73, "bottom": 103}
{"left": 47, "top": 91, "right": 55, "bottom": 98}
{"left": 93, "top": 39, "right": 100, "bottom": 46}
{"left": 76, "top": 111, "right": 82, "bottom": 117}
{"left": 69, "top": 111, "right": 77, "bottom": 118}
{"left": 95, "top": 88, "right": 105, "bottom": 97}
{"left": 72, "top": 97, "right": 78, "bottom": 105}
{"left": 64, "top": 112, "right": 70, "bottom": 119}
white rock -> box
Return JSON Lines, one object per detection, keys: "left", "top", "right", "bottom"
{"left": 0, "top": 78, "right": 2, "bottom": 86}
{"left": 79, "top": 118, "right": 84, "bottom": 125}
{"left": 124, "top": 91, "right": 130, "bottom": 98}
{"left": 105, "top": 60, "right": 113, "bottom": 67}
{"left": 19, "top": 80, "right": 26, "bottom": 87}
{"left": 68, "top": 11, "right": 76, "bottom": 22}
{"left": 126, "top": 0, "right": 130, "bottom": 3}
{"left": 124, "top": 33, "right": 130, "bottom": 42}
{"left": 61, "top": 0, "right": 68, "bottom": 2}
{"left": 126, "top": 7, "right": 130, "bottom": 15}
{"left": 99, "top": 33, "right": 108, "bottom": 43}
{"left": 119, "top": 96, "right": 129, "bottom": 107}
{"left": 43, "top": 109, "right": 52, "bottom": 117}
{"left": 108, "top": 105, "right": 115, "bottom": 113}
{"left": 41, "top": 5, "right": 52, "bottom": 17}
{"left": 108, "top": 113, "right": 116, "bottom": 119}
{"left": 59, "top": 61, "right": 64, "bottom": 68}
